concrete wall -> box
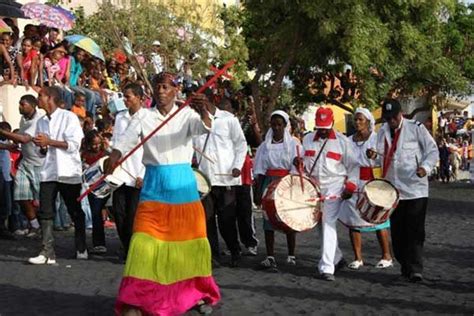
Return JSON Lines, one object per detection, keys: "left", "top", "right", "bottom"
{"left": 0, "top": 85, "right": 37, "bottom": 129}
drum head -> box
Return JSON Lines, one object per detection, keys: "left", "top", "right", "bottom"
{"left": 193, "top": 169, "right": 211, "bottom": 198}
{"left": 273, "top": 175, "right": 320, "bottom": 232}
{"left": 364, "top": 179, "right": 398, "bottom": 208}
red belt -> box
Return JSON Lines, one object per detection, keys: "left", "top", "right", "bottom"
{"left": 266, "top": 169, "right": 290, "bottom": 177}
{"left": 359, "top": 167, "right": 374, "bottom": 181}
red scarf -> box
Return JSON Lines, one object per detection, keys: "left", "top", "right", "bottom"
{"left": 382, "top": 129, "right": 401, "bottom": 178}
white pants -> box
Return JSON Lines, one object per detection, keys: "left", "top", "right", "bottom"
{"left": 318, "top": 198, "right": 343, "bottom": 274}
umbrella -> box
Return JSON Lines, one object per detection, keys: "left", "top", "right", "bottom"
{"left": 22, "top": 2, "right": 75, "bottom": 31}
{"left": 65, "top": 35, "right": 105, "bottom": 62}
{"left": 0, "top": 0, "right": 25, "bottom": 18}
{"left": 0, "top": 19, "right": 12, "bottom": 33}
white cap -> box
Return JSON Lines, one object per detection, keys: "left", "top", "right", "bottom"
{"left": 152, "top": 40, "right": 161, "bottom": 46}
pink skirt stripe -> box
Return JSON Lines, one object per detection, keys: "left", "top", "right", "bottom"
{"left": 115, "top": 276, "right": 220, "bottom": 316}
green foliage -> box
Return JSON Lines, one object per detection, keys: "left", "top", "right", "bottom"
{"left": 241, "top": 0, "right": 473, "bottom": 120}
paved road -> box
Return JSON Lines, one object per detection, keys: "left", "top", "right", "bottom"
{"left": 0, "top": 182, "right": 473, "bottom": 315}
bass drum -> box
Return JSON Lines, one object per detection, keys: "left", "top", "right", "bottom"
{"left": 356, "top": 179, "right": 399, "bottom": 224}
{"left": 193, "top": 168, "right": 211, "bottom": 200}
{"left": 262, "top": 175, "right": 321, "bottom": 232}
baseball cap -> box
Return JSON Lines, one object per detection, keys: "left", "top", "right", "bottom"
{"left": 152, "top": 40, "right": 161, "bottom": 46}
{"left": 381, "top": 99, "right": 402, "bottom": 119}
{"left": 315, "top": 107, "right": 334, "bottom": 129}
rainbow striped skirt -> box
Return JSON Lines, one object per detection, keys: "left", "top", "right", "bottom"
{"left": 115, "top": 163, "right": 220, "bottom": 315}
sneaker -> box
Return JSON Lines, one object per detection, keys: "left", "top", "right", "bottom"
{"left": 90, "top": 246, "right": 107, "bottom": 254}
{"left": 13, "top": 229, "right": 29, "bottom": 236}
{"left": 320, "top": 273, "right": 335, "bottom": 281}
{"left": 286, "top": 256, "right": 296, "bottom": 265}
{"left": 245, "top": 246, "right": 258, "bottom": 256}
{"left": 76, "top": 250, "right": 88, "bottom": 260}
{"left": 194, "top": 300, "right": 213, "bottom": 315}
{"left": 26, "top": 228, "right": 41, "bottom": 238}
{"left": 28, "top": 254, "right": 56, "bottom": 265}
{"left": 260, "top": 256, "right": 278, "bottom": 272}
{"left": 347, "top": 260, "right": 364, "bottom": 270}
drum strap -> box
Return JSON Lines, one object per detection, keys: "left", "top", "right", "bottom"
{"left": 308, "top": 138, "right": 329, "bottom": 176}
{"left": 383, "top": 129, "right": 401, "bottom": 177}
{"left": 197, "top": 132, "right": 211, "bottom": 168}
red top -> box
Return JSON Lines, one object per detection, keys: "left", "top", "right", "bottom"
{"left": 81, "top": 150, "right": 106, "bottom": 166}
{"left": 241, "top": 154, "right": 253, "bottom": 185}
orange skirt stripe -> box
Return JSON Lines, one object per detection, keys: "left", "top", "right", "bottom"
{"left": 133, "top": 200, "right": 207, "bottom": 242}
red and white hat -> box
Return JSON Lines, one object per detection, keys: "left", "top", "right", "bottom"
{"left": 315, "top": 107, "right": 334, "bottom": 129}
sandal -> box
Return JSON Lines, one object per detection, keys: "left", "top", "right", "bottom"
{"left": 347, "top": 260, "right": 364, "bottom": 270}
{"left": 375, "top": 259, "right": 393, "bottom": 269}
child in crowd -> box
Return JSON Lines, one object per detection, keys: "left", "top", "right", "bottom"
{"left": 71, "top": 92, "right": 87, "bottom": 119}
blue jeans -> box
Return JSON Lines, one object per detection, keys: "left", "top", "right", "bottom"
{"left": 54, "top": 194, "right": 71, "bottom": 229}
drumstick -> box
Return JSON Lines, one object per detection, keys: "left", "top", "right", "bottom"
{"left": 215, "top": 173, "right": 233, "bottom": 176}
{"left": 415, "top": 155, "right": 420, "bottom": 169}
{"left": 193, "top": 146, "right": 215, "bottom": 164}
{"left": 296, "top": 146, "right": 304, "bottom": 193}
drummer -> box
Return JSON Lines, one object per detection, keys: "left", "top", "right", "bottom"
{"left": 339, "top": 108, "right": 393, "bottom": 270}
{"left": 367, "top": 99, "right": 438, "bottom": 282}
{"left": 253, "top": 110, "right": 298, "bottom": 271}
{"left": 294, "top": 107, "right": 358, "bottom": 281}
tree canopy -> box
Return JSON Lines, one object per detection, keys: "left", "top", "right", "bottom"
{"left": 239, "top": 0, "right": 474, "bottom": 126}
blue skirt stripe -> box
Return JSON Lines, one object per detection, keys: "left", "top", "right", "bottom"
{"left": 140, "top": 163, "right": 200, "bottom": 204}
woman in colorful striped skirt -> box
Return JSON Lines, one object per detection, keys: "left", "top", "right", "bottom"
{"left": 105, "top": 73, "right": 220, "bottom": 315}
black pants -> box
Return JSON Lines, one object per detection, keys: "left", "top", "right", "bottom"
{"left": 235, "top": 185, "right": 258, "bottom": 248}
{"left": 38, "top": 182, "right": 86, "bottom": 253}
{"left": 203, "top": 186, "right": 240, "bottom": 256}
{"left": 88, "top": 193, "right": 109, "bottom": 247}
{"left": 112, "top": 185, "right": 140, "bottom": 253}
{"left": 390, "top": 198, "right": 428, "bottom": 276}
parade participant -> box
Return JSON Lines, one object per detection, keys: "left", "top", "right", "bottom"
{"left": 0, "top": 95, "right": 44, "bottom": 238}
{"left": 81, "top": 129, "right": 109, "bottom": 254}
{"left": 367, "top": 99, "right": 438, "bottom": 282}
{"left": 295, "top": 107, "right": 358, "bottom": 281}
{"left": 254, "top": 110, "right": 298, "bottom": 271}
{"left": 217, "top": 98, "right": 259, "bottom": 256}
{"left": 338, "top": 108, "right": 393, "bottom": 270}
{"left": 106, "top": 72, "right": 220, "bottom": 315}
{"left": 111, "top": 83, "right": 145, "bottom": 257}
{"left": 0, "top": 122, "right": 15, "bottom": 240}
{"left": 193, "top": 95, "right": 248, "bottom": 267}
{"left": 28, "top": 86, "right": 87, "bottom": 264}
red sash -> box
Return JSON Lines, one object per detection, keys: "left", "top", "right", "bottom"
{"left": 266, "top": 169, "right": 290, "bottom": 177}
{"left": 359, "top": 167, "right": 374, "bottom": 181}
{"left": 383, "top": 129, "right": 401, "bottom": 177}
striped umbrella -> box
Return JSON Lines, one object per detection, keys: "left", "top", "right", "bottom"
{"left": 0, "top": 19, "right": 12, "bottom": 33}
{"left": 22, "top": 2, "right": 75, "bottom": 31}
{"left": 65, "top": 35, "right": 105, "bottom": 62}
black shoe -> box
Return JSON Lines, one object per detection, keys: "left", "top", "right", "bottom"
{"left": 409, "top": 272, "right": 423, "bottom": 283}
{"left": 320, "top": 273, "right": 335, "bottom": 281}
{"left": 211, "top": 257, "right": 221, "bottom": 268}
{"left": 0, "top": 229, "right": 16, "bottom": 240}
{"left": 230, "top": 253, "right": 241, "bottom": 268}
{"left": 335, "top": 258, "right": 346, "bottom": 272}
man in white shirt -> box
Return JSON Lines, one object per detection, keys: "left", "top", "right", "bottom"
{"left": 194, "top": 95, "right": 248, "bottom": 267}
{"left": 28, "top": 86, "right": 87, "bottom": 265}
{"left": 111, "top": 83, "right": 145, "bottom": 257}
{"left": 368, "top": 99, "right": 438, "bottom": 282}
{"left": 295, "top": 107, "right": 358, "bottom": 281}
{"left": 150, "top": 40, "right": 164, "bottom": 74}
{"left": 0, "top": 95, "right": 44, "bottom": 238}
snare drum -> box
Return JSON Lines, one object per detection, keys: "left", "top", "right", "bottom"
{"left": 262, "top": 175, "right": 321, "bottom": 232}
{"left": 193, "top": 168, "right": 211, "bottom": 199}
{"left": 356, "top": 179, "right": 399, "bottom": 224}
{"left": 82, "top": 157, "right": 111, "bottom": 198}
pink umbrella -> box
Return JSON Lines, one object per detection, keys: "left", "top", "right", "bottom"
{"left": 22, "top": 2, "right": 75, "bottom": 31}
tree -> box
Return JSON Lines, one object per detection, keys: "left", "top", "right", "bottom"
{"left": 241, "top": 0, "right": 472, "bottom": 129}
